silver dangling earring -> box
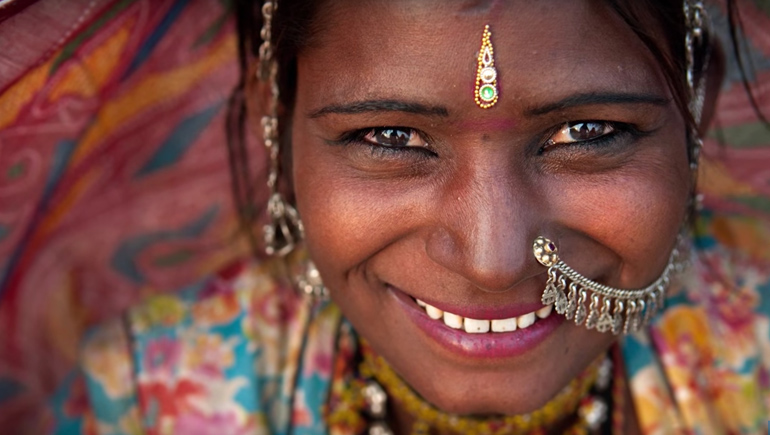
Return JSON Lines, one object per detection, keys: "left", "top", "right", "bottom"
{"left": 259, "top": 0, "right": 301, "bottom": 258}
{"left": 684, "top": 0, "right": 710, "bottom": 212}
{"left": 532, "top": 0, "right": 709, "bottom": 335}
{"left": 258, "top": 0, "right": 327, "bottom": 299}
{"left": 685, "top": 0, "right": 709, "bottom": 134}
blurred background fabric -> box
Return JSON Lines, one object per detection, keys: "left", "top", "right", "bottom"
{"left": 0, "top": 0, "right": 767, "bottom": 433}
{"left": 0, "top": 0, "right": 258, "bottom": 430}
{"left": 698, "top": 0, "right": 770, "bottom": 256}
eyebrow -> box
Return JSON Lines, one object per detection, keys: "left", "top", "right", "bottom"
{"left": 525, "top": 92, "right": 671, "bottom": 116}
{"left": 308, "top": 99, "right": 450, "bottom": 119}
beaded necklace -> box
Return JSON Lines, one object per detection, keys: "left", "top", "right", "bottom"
{"left": 326, "top": 336, "right": 624, "bottom": 435}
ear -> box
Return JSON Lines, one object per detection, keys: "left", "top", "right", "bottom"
{"left": 697, "top": 36, "right": 726, "bottom": 136}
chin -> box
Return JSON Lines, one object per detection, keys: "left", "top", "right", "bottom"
{"left": 422, "top": 388, "right": 558, "bottom": 417}
{"left": 388, "top": 355, "right": 577, "bottom": 417}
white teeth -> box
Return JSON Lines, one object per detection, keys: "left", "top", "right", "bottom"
{"left": 491, "top": 317, "right": 517, "bottom": 332}
{"left": 536, "top": 304, "right": 553, "bottom": 319}
{"left": 425, "top": 305, "right": 443, "bottom": 320}
{"left": 443, "top": 312, "right": 464, "bottom": 329}
{"left": 517, "top": 312, "right": 536, "bottom": 329}
{"left": 464, "top": 318, "right": 490, "bottom": 334}
{"left": 417, "top": 299, "right": 553, "bottom": 334}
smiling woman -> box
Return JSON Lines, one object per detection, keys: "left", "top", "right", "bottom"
{"left": 48, "top": 0, "right": 770, "bottom": 434}
{"left": 285, "top": 0, "right": 695, "bottom": 428}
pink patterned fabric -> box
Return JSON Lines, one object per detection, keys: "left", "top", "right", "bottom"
{"left": 0, "top": 0, "right": 260, "bottom": 428}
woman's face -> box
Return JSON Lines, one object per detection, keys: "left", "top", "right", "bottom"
{"left": 289, "top": 0, "right": 689, "bottom": 415}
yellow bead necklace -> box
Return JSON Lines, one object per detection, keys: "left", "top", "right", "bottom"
{"left": 326, "top": 340, "right": 617, "bottom": 435}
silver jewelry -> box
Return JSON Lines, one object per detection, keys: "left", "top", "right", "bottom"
{"left": 259, "top": 1, "right": 327, "bottom": 299}
{"left": 684, "top": 0, "right": 710, "bottom": 220}
{"left": 362, "top": 381, "right": 392, "bottom": 435}
{"left": 294, "top": 258, "right": 329, "bottom": 299}
{"left": 533, "top": 236, "right": 690, "bottom": 335}
{"left": 684, "top": 0, "right": 708, "bottom": 129}
{"left": 684, "top": 0, "right": 711, "bottom": 174}
{"left": 259, "top": 0, "right": 303, "bottom": 257}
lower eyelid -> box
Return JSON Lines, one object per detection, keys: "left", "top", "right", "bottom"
{"left": 362, "top": 140, "right": 435, "bottom": 155}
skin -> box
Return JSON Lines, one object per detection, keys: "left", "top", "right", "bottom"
{"left": 250, "top": 0, "right": 720, "bottom": 432}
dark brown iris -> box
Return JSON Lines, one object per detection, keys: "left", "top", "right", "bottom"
{"left": 568, "top": 122, "right": 606, "bottom": 141}
{"left": 373, "top": 128, "right": 411, "bottom": 147}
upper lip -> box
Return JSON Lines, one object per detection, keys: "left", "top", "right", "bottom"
{"left": 389, "top": 285, "right": 548, "bottom": 320}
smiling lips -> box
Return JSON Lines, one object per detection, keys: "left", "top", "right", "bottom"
{"left": 415, "top": 298, "right": 555, "bottom": 334}
{"left": 389, "top": 286, "right": 564, "bottom": 359}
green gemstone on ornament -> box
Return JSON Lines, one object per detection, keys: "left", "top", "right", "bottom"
{"left": 480, "top": 84, "right": 496, "bottom": 102}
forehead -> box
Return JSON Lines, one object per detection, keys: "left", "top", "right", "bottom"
{"left": 297, "top": 0, "right": 668, "bottom": 115}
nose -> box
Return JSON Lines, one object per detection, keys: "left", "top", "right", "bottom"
{"left": 425, "top": 158, "right": 540, "bottom": 293}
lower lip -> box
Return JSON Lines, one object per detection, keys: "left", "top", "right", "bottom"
{"left": 389, "top": 287, "right": 564, "bottom": 360}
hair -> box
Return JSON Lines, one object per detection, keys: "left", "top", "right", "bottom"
{"left": 226, "top": 0, "right": 762, "bottom": 256}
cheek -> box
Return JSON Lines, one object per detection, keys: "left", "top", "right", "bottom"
{"left": 291, "top": 134, "right": 415, "bottom": 288}
{"left": 552, "top": 154, "right": 690, "bottom": 281}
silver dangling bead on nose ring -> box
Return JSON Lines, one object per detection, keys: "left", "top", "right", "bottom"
{"left": 533, "top": 236, "right": 690, "bottom": 335}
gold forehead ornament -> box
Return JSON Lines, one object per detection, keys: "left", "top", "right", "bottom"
{"left": 474, "top": 24, "right": 499, "bottom": 109}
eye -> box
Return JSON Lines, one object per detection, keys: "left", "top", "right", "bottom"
{"left": 547, "top": 121, "right": 615, "bottom": 146}
{"left": 363, "top": 128, "right": 428, "bottom": 148}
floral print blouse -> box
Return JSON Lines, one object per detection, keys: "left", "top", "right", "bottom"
{"left": 49, "top": 229, "right": 770, "bottom": 434}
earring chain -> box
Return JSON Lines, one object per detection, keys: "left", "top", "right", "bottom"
{"left": 684, "top": 0, "right": 710, "bottom": 172}
{"left": 259, "top": 0, "right": 304, "bottom": 257}
{"left": 684, "top": 0, "right": 707, "bottom": 125}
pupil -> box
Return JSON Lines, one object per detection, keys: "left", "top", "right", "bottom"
{"left": 377, "top": 129, "right": 410, "bottom": 147}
